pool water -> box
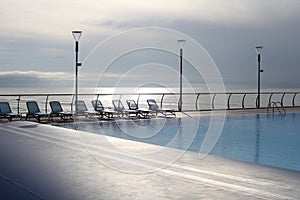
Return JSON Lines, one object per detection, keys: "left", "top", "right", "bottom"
{"left": 54, "top": 113, "right": 300, "bottom": 172}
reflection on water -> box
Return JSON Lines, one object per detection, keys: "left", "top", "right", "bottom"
{"left": 254, "top": 114, "right": 261, "bottom": 164}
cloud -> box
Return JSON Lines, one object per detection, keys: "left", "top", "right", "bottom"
{"left": 0, "top": 71, "right": 73, "bottom": 87}
{"left": 97, "top": 0, "right": 294, "bottom": 28}
{"left": 1, "top": 0, "right": 300, "bottom": 40}
{"left": 1, "top": 0, "right": 300, "bottom": 90}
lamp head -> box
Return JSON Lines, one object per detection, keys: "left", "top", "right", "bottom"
{"left": 177, "top": 39, "right": 186, "bottom": 49}
{"left": 255, "top": 46, "right": 263, "bottom": 54}
{"left": 72, "top": 30, "right": 82, "bottom": 41}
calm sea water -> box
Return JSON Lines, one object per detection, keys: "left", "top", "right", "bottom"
{"left": 0, "top": 87, "right": 300, "bottom": 112}
{"left": 0, "top": 87, "right": 299, "bottom": 94}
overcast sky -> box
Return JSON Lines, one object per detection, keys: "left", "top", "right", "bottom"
{"left": 0, "top": 0, "right": 300, "bottom": 90}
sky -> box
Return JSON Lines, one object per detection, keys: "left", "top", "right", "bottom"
{"left": 0, "top": 0, "right": 300, "bottom": 90}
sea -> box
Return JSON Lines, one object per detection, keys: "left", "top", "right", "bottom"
{"left": 0, "top": 86, "right": 299, "bottom": 95}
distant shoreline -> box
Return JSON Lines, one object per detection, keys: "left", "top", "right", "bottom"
{"left": 0, "top": 86, "right": 300, "bottom": 95}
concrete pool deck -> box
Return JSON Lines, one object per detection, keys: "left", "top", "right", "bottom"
{"left": 176, "top": 107, "right": 300, "bottom": 118}
{"left": 0, "top": 109, "right": 300, "bottom": 199}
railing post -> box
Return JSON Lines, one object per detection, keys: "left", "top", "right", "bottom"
{"left": 137, "top": 94, "right": 141, "bottom": 107}
{"left": 242, "top": 93, "right": 247, "bottom": 109}
{"left": 268, "top": 93, "right": 273, "bottom": 108}
{"left": 45, "top": 95, "right": 49, "bottom": 113}
{"left": 17, "top": 95, "right": 21, "bottom": 115}
{"left": 292, "top": 93, "right": 297, "bottom": 107}
{"left": 160, "top": 94, "right": 165, "bottom": 109}
{"left": 227, "top": 93, "right": 232, "bottom": 110}
{"left": 71, "top": 94, "right": 75, "bottom": 113}
{"left": 195, "top": 93, "right": 200, "bottom": 111}
{"left": 280, "top": 93, "right": 285, "bottom": 107}
{"left": 211, "top": 93, "right": 216, "bottom": 110}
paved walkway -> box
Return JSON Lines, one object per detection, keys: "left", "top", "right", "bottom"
{"left": 0, "top": 117, "right": 299, "bottom": 199}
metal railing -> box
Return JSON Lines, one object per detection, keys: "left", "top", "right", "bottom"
{"left": 0, "top": 91, "right": 299, "bottom": 114}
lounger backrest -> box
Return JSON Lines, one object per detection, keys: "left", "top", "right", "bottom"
{"left": 50, "top": 101, "right": 63, "bottom": 113}
{"left": 147, "top": 99, "right": 159, "bottom": 110}
{"left": 0, "top": 102, "right": 12, "bottom": 114}
{"left": 91, "top": 100, "right": 104, "bottom": 111}
{"left": 112, "top": 100, "right": 125, "bottom": 111}
{"left": 26, "top": 101, "right": 41, "bottom": 114}
{"left": 76, "top": 100, "right": 88, "bottom": 112}
{"left": 126, "top": 100, "right": 138, "bottom": 110}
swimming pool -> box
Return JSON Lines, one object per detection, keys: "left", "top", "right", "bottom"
{"left": 54, "top": 112, "right": 300, "bottom": 172}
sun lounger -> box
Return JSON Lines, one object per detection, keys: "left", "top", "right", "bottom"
{"left": 91, "top": 100, "right": 118, "bottom": 119}
{"left": 112, "top": 100, "right": 139, "bottom": 117}
{"left": 76, "top": 100, "right": 98, "bottom": 118}
{"left": 147, "top": 99, "right": 176, "bottom": 117}
{"left": 26, "top": 101, "right": 50, "bottom": 122}
{"left": 126, "top": 100, "right": 152, "bottom": 118}
{"left": 0, "top": 102, "right": 21, "bottom": 121}
{"left": 49, "top": 101, "right": 73, "bottom": 121}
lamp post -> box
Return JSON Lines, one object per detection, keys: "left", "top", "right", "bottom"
{"left": 72, "top": 30, "right": 82, "bottom": 115}
{"left": 177, "top": 39, "right": 186, "bottom": 112}
{"left": 256, "top": 46, "right": 263, "bottom": 108}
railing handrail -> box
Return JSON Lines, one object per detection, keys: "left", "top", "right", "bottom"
{"left": 0, "top": 91, "right": 299, "bottom": 114}
{"left": 0, "top": 91, "right": 299, "bottom": 96}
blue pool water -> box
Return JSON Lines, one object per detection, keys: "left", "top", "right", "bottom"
{"left": 54, "top": 113, "right": 300, "bottom": 172}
